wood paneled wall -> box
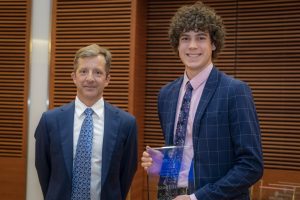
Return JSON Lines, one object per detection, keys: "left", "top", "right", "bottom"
{"left": 50, "top": 0, "right": 133, "bottom": 109}
{"left": 235, "top": 0, "right": 300, "bottom": 171}
{"left": 0, "top": 0, "right": 299, "bottom": 199}
{"left": 0, "top": 0, "right": 31, "bottom": 199}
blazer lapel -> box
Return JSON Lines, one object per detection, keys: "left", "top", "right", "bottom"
{"left": 101, "top": 102, "right": 120, "bottom": 186}
{"left": 57, "top": 102, "right": 75, "bottom": 181}
{"left": 165, "top": 77, "right": 183, "bottom": 145}
{"left": 193, "top": 67, "right": 220, "bottom": 132}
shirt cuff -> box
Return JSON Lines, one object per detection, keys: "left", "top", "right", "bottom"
{"left": 190, "top": 194, "right": 197, "bottom": 200}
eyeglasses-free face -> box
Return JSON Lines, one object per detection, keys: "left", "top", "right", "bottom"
{"left": 71, "top": 55, "right": 110, "bottom": 106}
{"left": 178, "top": 30, "right": 215, "bottom": 78}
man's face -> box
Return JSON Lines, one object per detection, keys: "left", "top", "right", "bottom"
{"left": 178, "top": 30, "right": 215, "bottom": 76}
{"left": 72, "top": 55, "right": 110, "bottom": 106}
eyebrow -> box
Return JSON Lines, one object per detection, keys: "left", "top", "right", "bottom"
{"left": 180, "top": 32, "right": 208, "bottom": 37}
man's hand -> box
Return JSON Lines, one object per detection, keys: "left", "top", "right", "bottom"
{"left": 141, "top": 146, "right": 164, "bottom": 174}
{"left": 141, "top": 146, "right": 153, "bottom": 170}
{"left": 173, "top": 195, "right": 191, "bottom": 200}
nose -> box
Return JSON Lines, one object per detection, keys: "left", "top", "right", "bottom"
{"left": 86, "top": 71, "right": 94, "bottom": 81}
{"left": 189, "top": 38, "right": 198, "bottom": 49}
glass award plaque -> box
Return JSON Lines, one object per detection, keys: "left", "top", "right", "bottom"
{"left": 258, "top": 185, "right": 296, "bottom": 200}
{"left": 146, "top": 146, "right": 195, "bottom": 200}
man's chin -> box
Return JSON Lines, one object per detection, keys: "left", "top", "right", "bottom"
{"left": 83, "top": 88, "right": 98, "bottom": 95}
{"left": 81, "top": 90, "right": 95, "bottom": 97}
{"left": 82, "top": 94, "right": 101, "bottom": 103}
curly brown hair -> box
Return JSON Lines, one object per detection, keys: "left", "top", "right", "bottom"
{"left": 169, "top": 1, "right": 225, "bottom": 59}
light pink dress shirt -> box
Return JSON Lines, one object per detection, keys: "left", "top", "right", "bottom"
{"left": 174, "top": 64, "right": 213, "bottom": 200}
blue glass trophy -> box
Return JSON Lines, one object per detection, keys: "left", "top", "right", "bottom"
{"left": 146, "top": 146, "right": 195, "bottom": 200}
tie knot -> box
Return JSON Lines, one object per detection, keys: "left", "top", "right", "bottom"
{"left": 84, "top": 108, "right": 93, "bottom": 116}
{"left": 186, "top": 81, "right": 193, "bottom": 91}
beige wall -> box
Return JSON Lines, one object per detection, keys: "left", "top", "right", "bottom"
{"left": 26, "top": 0, "right": 51, "bottom": 199}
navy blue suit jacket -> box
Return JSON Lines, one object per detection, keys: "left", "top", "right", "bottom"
{"left": 158, "top": 67, "right": 263, "bottom": 200}
{"left": 35, "top": 101, "right": 137, "bottom": 200}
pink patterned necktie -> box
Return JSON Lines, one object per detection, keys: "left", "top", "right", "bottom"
{"left": 71, "top": 108, "right": 94, "bottom": 200}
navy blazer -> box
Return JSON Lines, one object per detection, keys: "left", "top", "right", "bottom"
{"left": 35, "top": 101, "right": 137, "bottom": 200}
{"left": 158, "top": 67, "right": 263, "bottom": 200}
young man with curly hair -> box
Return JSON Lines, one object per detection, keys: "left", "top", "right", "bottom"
{"left": 141, "top": 1, "right": 263, "bottom": 200}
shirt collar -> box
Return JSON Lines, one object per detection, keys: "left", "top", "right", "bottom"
{"left": 183, "top": 63, "right": 213, "bottom": 90}
{"left": 75, "top": 96, "right": 104, "bottom": 118}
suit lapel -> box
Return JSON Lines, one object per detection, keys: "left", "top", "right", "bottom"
{"left": 101, "top": 102, "right": 120, "bottom": 186}
{"left": 57, "top": 102, "right": 75, "bottom": 181}
{"left": 193, "top": 67, "right": 220, "bottom": 134}
{"left": 165, "top": 77, "right": 182, "bottom": 145}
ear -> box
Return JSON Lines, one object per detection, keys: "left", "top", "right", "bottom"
{"left": 212, "top": 43, "right": 216, "bottom": 51}
{"left": 71, "top": 72, "right": 76, "bottom": 84}
{"left": 104, "top": 73, "right": 111, "bottom": 87}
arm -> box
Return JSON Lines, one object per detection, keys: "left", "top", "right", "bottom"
{"left": 34, "top": 113, "right": 51, "bottom": 197}
{"left": 194, "top": 82, "right": 264, "bottom": 199}
{"left": 119, "top": 117, "right": 138, "bottom": 200}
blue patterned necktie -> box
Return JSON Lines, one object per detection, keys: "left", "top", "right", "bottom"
{"left": 71, "top": 108, "right": 94, "bottom": 200}
{"left": 174, "top": 81, "right": 193, "bottom": 147}
{"left": 158, "top": 82, "right": 193, "bottom": 199}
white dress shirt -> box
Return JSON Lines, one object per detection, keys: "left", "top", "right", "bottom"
{"left": 73, "top": 96, "right": 104, "bottom": 200}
